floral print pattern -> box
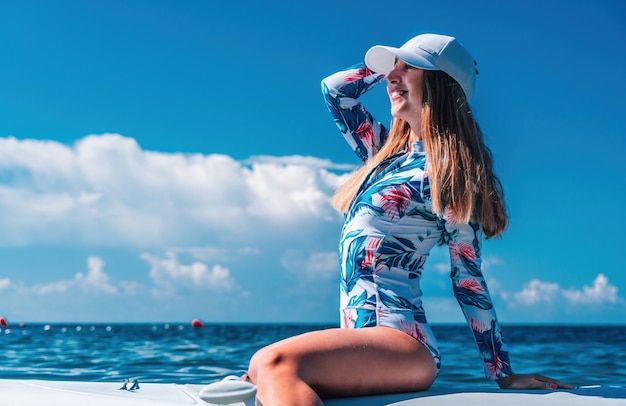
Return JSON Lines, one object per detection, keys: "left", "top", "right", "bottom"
{"left": 321, "top": 63, "right": 513, "bottom": 380}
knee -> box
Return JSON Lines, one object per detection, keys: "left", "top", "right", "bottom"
{"left": 246, "top": 347, "right": 267, "bottom": 383}
{"left": 410, "top": 370, "right": 436, "bottom": 392}
{"left": 408, "top": 362, "right": 437, "bottom": 392}
{"left": 256, "top": 347, "right": 294, "bottom": 372}
{"left": 248, "top": 346, "right": 298, "bottom": 383}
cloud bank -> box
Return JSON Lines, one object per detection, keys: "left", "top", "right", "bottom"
{"left": 0, "top": 134, "right": 349, "bottom": 322}
{"left": 511, "top": 274, "right": 621, "bottom": 306}
{"left": 0, "top": 134, "right": 347, "bottom": 248}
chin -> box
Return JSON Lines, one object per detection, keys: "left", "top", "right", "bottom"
{"left": 391, "top": 111, "right": 407, "bottom": 121}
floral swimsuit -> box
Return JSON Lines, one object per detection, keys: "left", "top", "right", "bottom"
{"left": 321, "top": 63, "right": 513, "bottom": 380}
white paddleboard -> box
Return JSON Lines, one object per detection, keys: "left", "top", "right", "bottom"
{"left": 0, "top": 379, "right": 624, "bottom": 405}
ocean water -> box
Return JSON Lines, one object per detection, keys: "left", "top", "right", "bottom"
{"left": 0, "top": 323, "right": 624, "bottom": 389}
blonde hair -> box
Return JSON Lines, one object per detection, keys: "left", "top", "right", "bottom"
{"left": 331, "top": 70, "right": 508, "bottom": 238}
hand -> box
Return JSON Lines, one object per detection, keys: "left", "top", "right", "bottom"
{"left": 496, "top": 373, "right": 573, "bottom": 390}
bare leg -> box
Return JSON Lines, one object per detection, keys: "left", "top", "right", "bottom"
{"left": 246, "top": 326, "right": 437, "bottom": 406}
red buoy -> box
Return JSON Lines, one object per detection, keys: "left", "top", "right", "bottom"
{"left": 191, "top": 318, "right": 204, "bottom": 328}
{"left": 0, "top": 316, "right": 8, "bottom": 327}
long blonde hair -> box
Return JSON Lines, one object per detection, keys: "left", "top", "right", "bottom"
{"left": 331, "top": 70, "right": 508, "bottom": 238}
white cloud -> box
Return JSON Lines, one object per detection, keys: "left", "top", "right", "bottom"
{"left": 562, "top": 274, "right": 620, "bottom": 304}
{"left": 74, "top": 256, "right": 118, "bottom": 294}
{"left": 4, "top": 249, "right": 238, "bottom": 297}
{"left": 0, "top": 134, "right": 345, "bottom": 247}
{"left": 509, "top": 273, "right": 622, "bottom": 306}
{"left": 513, "top": 279, "right": 561, "bottom": 305}
{"left": 141, "top": 250, "right": 236, "bottom": 294}
{"left": 245, "top": 155, "right": 355, "bottom": 172}
{"left": 26, "top": 256, "right": 118, "bottom": 295}
{"left": 244, "top": 162, "right": 337, "bottom": 222}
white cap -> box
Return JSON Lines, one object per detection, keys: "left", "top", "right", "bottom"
{"left": 365, "top": 33, "right": 478, "bottom": 100}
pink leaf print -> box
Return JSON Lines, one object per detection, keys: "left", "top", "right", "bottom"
{"left": 342, "top": 311, "right": 355, "bottom": 328}
{"left": 345, "top": 67, "right": 373, "bottom": 82}
{"left": 380, "top": 185, "right": 411, "bottom": 220}
{"left": 457, "top": 242, "right": 478, "bottom": 260}
{"left": 399, "top": 319, "right": 416, "bottom": 338}
{"left": 361, "top": 238, "right": 381, "bottom": 270}
{"left": 458, "top": 278, "right": 484, "bottom": 294}
{"left": 449, "top": 242, "right": 460, "bottom": 263}
{"left": 468, "top": 315, "right": 487, "bottom": 333}
{"left": 486, "top": 354, "right": 504, "bottom": 379}
{"left": 414, "top": 322, "right": 427, "bottom": 341}
{"left": 444, "top": 206, "right": 457, "bottom": 226}
{"left": 355, "top": 121, "right": 375, "bottom": 150}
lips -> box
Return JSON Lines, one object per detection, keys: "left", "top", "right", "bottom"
{"left": 390, "top": 89, "right": 407, "bottom": 102}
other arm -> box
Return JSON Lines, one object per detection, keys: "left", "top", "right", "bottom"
{"left": 445, "top": 216, "right": 513, "bottom": 380}
{"left": 445, "top": 211, "right": 572, "bottom": 389}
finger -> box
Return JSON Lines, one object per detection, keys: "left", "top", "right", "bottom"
{"left": 553, "top": 381, "right": 574, "bottom": 389}
{"left": 525, "top": 377, "right": 556, "bottom": 390}
{"left": 536, "top": 376, "right": 573, "bottom": 390}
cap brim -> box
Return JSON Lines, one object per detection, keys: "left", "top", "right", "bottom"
{"left": 365, "top": 45, "right": 438, "bottom": 74}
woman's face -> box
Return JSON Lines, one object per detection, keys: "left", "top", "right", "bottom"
{"left": 386, "top": 59, "right": 424, "bottom": 124}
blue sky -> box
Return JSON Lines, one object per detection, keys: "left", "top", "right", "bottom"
{"left": 0, "top": 0, "right": 624, "bottom": 324}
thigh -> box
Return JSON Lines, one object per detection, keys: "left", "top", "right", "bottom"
{"left": 249, "top": 326, "right": 437, "bottom": 398}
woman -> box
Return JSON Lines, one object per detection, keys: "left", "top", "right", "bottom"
{"left": 201, "top": 33, "right": 571, "bottom": 406}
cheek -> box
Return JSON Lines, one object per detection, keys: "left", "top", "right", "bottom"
{"left": 409, "top": 82, "right": 423, "bottom": 105}
{"left": 409, "top": 93, "right": 423, "bottom": 107}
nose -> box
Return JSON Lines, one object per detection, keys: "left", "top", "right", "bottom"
{"left": 386, "top": 65, "right": 401, "bottom": 83}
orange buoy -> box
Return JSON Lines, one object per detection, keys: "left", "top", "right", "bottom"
{"left": 191, "top": 318, "right": 204, "bottom": 328}
{"left": 0, "top": 316, "right": 8, "bottom": 327}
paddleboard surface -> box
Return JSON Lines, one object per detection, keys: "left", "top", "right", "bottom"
{"left": 1, "top": 379, "right": 625, "bottom": 405}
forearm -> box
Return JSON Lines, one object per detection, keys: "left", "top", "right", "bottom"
{"left": 321, "top": 63, "right": 387, "bottom": 161}
{"left": 448, "top": 221, "right": 513, "bottom": 379}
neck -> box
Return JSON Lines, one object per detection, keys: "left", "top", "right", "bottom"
{"left": 409, "top": 128, "right": 421, "bottom": 143}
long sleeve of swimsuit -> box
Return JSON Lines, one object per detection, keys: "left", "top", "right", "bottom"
{"left": 443, "top": 210, "right": 514, "bottom": 379}
{"left": 322, "top": 63, "right": 513, "bottom": 380}
{"left": 321, "top": 62, "right": 388, "bottom": 161}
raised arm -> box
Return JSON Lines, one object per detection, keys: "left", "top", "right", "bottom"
{"left": 321, "top": 63, "right": 388, "bottom": 162}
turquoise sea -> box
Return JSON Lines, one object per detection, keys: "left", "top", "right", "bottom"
{"left": 0, "top": 323, "right": 624, "bottom": 389}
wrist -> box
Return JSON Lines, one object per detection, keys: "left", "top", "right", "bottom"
{"left": 496, "top": 374, "right": 514, "bottom": 388}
